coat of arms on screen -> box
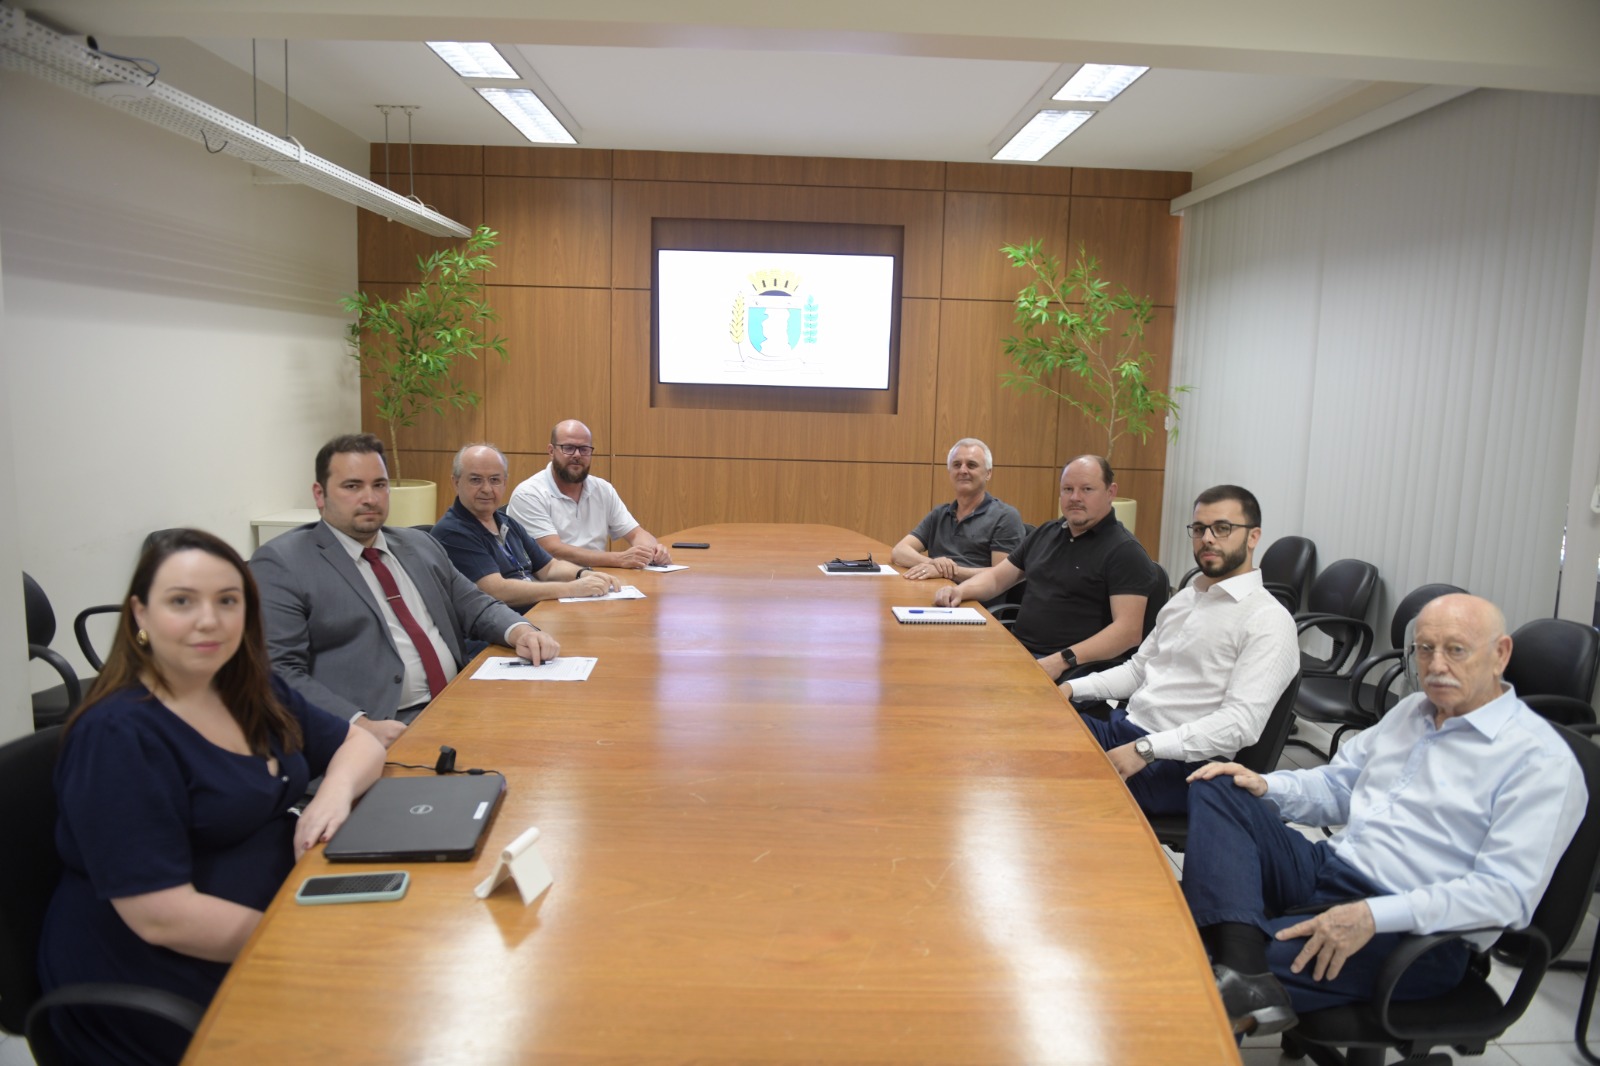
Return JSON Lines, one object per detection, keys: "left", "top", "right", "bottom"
{"left": 728, "top": 269, "right": 820, "bottom": 369}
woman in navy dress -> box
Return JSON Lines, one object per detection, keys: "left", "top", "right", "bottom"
{"left": 37, "top": 528, "right": 386, "bottom": 1064}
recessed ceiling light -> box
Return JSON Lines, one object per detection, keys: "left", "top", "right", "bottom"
{"left": 427, "top": 42, "right": 518, "bottom": 79}
{"left": 993, "top": 110, "right": 1093, "bottom": 162}
{"left": 1052, "top": 64, "right": 1149, "bottom": 102}
{"left": 476, "top": 88, "right": 577, "bottom": 144}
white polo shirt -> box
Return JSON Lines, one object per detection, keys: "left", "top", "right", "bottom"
{"left": 507, "top": 464, "right": 640, "bottom": 551}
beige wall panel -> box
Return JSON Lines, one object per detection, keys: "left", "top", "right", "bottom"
{"left": 485, "top": 287, "right": 612, "bottom": 455}
{"left": 484, "top": 146, "right": 613, "bottom": 179}
{"left": 990, "top": 465, "right": 1063, "bottom": 529}
{"left": 946, "top": 164, "right": 1074, "bottom": 196}
{"left": 1066, "top": 196, "right": 1182, "bottom": 308}
{"left": 610, "top": 457, "right": 780, "bottom": 537}
{"left": 1053, "top": 310, "right": 1176, "bottom": 473}
{"left": 611, "top": 182, "right": 945, "bottom": 298}
{"left": 369, "top": 143, "right": 483, "bottom": 177}
{"left": 358, "top": 175, "right": 486, "bottom": 286}
{"left": 611, "top": 291, "right": 939, "bottom": 464}
{"left": 940, "top": 191, "right": 1071, "bottom": 301}
{"left": 484, "top": 177, "right": 611, "bottom": 288}
{"left": 935, "top": 300, "right": 1059, "bottom": 470}
{"left": 773, "top": 461, "right": 931, "bottom": 546}
{"left": 614, "top": 151, "right": 945, "bottom": 191}
{"left": 1070, "top": 169, "right": 1192, "bottom": 200}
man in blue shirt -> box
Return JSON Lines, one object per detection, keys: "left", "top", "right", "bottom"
{"left": 433, "top": 443, "right": 619, "bottom": 609}
{"left": 1182, "top": 593, "right": 1587, "bottom": 1036}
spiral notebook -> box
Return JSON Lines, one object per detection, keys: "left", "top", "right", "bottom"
{"left": 891, "top": 606, "right": 986, "bottom": 625}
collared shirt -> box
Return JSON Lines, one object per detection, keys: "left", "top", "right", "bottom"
{"left": 1263, "top": 685, "right": 1587, "bottom": 947}
{"left": 1071, "top": 569, "right": 1299, "bottom": 762}
{"left": 908, "top": 493, "right": 1024, "bottom": 570}
{"left": 325, "top": 523, "right": 458, "bottom": 711}
{"left": 1005, "top": 513, "right": 1159, "bottom": 656}
{"left": 433, "top": 498, "right": 555, "bottom": 586}
{"left": 507, "top": 464, "right": 639, "bottom": 552}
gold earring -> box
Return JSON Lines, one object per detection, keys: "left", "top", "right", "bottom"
{"left": 136, "top": 629, "right": 149, "bottom": 647}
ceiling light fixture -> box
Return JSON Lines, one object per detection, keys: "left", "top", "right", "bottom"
{"left": 993, "top": 110, "right": 1094, "bottom": 162}
{"left": 476, "top": 88, "right": 576, "bottom": 145}
{"left": 0, "top": 5, "right": 470, "bottom": 237}
{"left": 426, "top": 41, "right": 517, "bottom": 79}
{"left": 1052, "top": 64, "right": 1149, "bottom": 103}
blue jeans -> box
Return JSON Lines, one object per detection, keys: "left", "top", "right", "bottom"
{"left": 1079, "top": 708, "right": 1206, "bottom": 816}
{"left": 1182, "top": 776, "right": 1470, "bottom": 1012}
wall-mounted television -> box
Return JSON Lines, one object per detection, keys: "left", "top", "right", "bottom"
{"left": 656, "top": 248, "right": 896, "bottom": 390}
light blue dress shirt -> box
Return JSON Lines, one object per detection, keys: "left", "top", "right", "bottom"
{"left": 1263, "top": 685, "right": 1587, "bottom": 948}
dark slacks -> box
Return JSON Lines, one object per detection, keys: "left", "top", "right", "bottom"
{"left": 1079, "top": 708, "right": 1206, "bottom": 816}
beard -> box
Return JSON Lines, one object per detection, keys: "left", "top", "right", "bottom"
{"left": 1195, "top": 540, "right": 1248, "bottom": 578}
{"left": 554, "top": 462, "right": 589, "bottom": 485}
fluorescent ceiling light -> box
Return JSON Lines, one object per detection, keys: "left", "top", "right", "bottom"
{"left": 426, "top": 42, "right": 517, "bottom": 79}
{"left": 477, "top": 88, "right": 576, "bottom": 144}
{"left": 993, "top": 110, "right": 1093, "bottom": 162}
{"left": 1053, "top": 64, "right": 1149, "bottom": 102}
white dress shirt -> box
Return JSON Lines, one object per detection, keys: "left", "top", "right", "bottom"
{"left": 1264, "top": 685, "right": 1588, "bottom": 948}
{"left": 507, "top": 464, "right": 639, "bottom": 551}
{"left": 1070, "top": 569, "right": 1299, "bottom": 762}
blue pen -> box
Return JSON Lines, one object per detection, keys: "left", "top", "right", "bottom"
{"left": 908, "top": 608, "right": 955, "bottom": 614}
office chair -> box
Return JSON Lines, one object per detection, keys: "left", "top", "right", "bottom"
{"left": 1259, "top": 535, "right": 1317, "bottom": 614}
{"left": 1294, "top": 559, "right": 1381, "bottom": 677}
{"left": 1283, "top": 722, "right": 1600, "bottom": 1066}
{"left": 1148, "top": 672, "right": 1302, "bottom": 852}
{"left": 24, "top": 574, "right": 85, "bottom": 731}
{"left": 1504, "top": 617, "right": 1600, "bottom": 708}
{"left": 0, "top": 727, "right": 205, "bottom": 1066}
{"left": 58, "top": 529, "right": 184, "bottom": 673}
{"left": 1289, "top": 583, "right": 1465, "bottom": 761}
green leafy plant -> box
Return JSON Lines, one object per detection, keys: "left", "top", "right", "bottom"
{"left": 1000, "top": 239, "right": 1188, "bottom": 463}
{"left": 341, "top": 225, "right": 508, "bottom": 481}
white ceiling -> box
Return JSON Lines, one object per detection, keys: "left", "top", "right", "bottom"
{"left": 16, "top": 0, "right": 1600, "bottom": 187}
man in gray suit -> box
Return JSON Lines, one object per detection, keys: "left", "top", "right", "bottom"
{"left": 251, "top": 433, "right": 558, "bottom": 747}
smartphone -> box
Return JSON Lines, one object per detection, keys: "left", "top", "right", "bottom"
{"left": 672, "top": 542, "right": 710, "bottom": 549}
{"left": 295, "top": 870, "right": 410, "bottom": 905}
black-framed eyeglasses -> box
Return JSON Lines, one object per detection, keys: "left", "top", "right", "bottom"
{"left": 554, "top": 444, "right": 595, "bottom": 457}
{"left": 1185, "top": 520, "right": 1256, "bottom": 539}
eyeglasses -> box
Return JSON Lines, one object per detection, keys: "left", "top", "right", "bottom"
{"left": 1185, "top": 520, "right": 1256, "bottom": 539}
{"left": 1407, "top": 641, "right": 1483, "bottom": 664}
{"left": 554, "top": 444, "right": 595, "bottom": 457}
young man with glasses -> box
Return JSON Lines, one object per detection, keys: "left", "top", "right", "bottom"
{"left": 507, "top": 419, "right": 671, "bottom": 570}
{"left": 1059, "top": 484, "right": 1299, "bottom": 816}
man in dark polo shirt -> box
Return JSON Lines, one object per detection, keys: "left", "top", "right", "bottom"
{"left": 935, "top": 455, "right": 1160, "bottom": 681}
{"left": 891, "top": 438, "right": 1025, "bottom": 593}
{"left": 432, "top": 443, "right": 619, "bottom": 609}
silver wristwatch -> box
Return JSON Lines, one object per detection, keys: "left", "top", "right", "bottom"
{"left": 1133, "top": 737, "right": 1156, "bottom": 765}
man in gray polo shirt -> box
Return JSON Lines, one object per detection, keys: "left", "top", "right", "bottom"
{"left": 892, "top": 438, "right": 1025, "bottom": 589}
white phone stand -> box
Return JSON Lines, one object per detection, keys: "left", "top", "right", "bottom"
{"left": 474, "top": 826, "right": 554, "bottom": 906}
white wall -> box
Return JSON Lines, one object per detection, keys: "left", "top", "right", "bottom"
{"left": 0, "top": 42, "right": 365, "bottom": 730}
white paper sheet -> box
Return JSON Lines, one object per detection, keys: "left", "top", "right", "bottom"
{"left": 471, "top": 656, "right": 597, "bottom": 681}
{"left": 643, "top": 563, "right": 689, "bottom": 573}
{"left": 558, "top": 585, "right": 647, "bottom": 603}
{"left": 817, "top": 564, "right": 898, "bottom": 576}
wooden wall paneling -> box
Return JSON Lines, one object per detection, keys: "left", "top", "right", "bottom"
{"left": 996, "top": 466, "right": 1067, "bottom": 529}
{"left": 772, "top": 461, "right": 932, "bottom": 547}
{"left": 394, "top": 449, "right": 459, "bottom": 520}
{"left": 945, "top": 164, "right": 1074, "bottom": 196}
{"left": 609, "top": 456, "right": 780, "bottom": 536}
{"left": 503, "top": 453, "right": 611, "bottom": 490}
{"left": 613, "top": 151, "right": 945, "bottom": 191}
{"left": 484, "top": 147, "right": 613, "bottom": 179}
{"left": 934, "top": 300, "right": 1059, "bottom": 470}
{"left": 610, "top": 291, "right": 939, "bottom": 464}
{"left": 610, "top": 182, "right": 945, "bottom": 298}
{"left": 1115, "top": 467, "right": 1167, "bottom": 560}
{"left": 368, "top": 144, "right": 483, "bottom": 177}
{"left": 940, "top": 191, "right": 1071, "bottom": 301}
{"left": 357, "top": 175, "right": 487, "bottom": 286}
{"left": 1070, "top": 169, "right": 1192, "bottom": 200}
{"left": 484, "top": 287, "right": 613, "bottom": 455}
{"left": 1053, "top": 309, "right": 1176, "bottom": 473}
{"left": 1065, "top": 196, "right": 1182, "bottom": 307}
{"left": 484, "top": 177, "right": 611, "bottom": 288}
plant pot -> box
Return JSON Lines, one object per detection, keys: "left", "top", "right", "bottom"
{"left": 1112, "top": 497, "right": 1138, "bottom": 536}
{"left": 388, "top": 480, "right": 438, "bottom": 528}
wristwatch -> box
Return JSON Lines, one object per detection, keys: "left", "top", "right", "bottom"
{"left": 1061, "top": 648, "right": 1078, "bottom": 671}
{"left": 1133, "top": 737, "right": 1156, "bottom": 765}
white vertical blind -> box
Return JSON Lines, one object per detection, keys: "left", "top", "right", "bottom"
{"left": 1165, "top": 90, "right": 1600, "bottom": 633}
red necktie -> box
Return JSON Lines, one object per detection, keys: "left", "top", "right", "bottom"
{"left": 361, "top": 547, "right": 449, "bottom": 698}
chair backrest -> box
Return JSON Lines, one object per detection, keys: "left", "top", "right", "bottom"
{"left": 1234, "top": 672, "right": 1302, "bottom": 774}
{"left": 1387, "top": 583, "right": 1468, "bottom": 647}
{"left": 0, "top": 726, "right": 63, "bottom": 1035}
{"left": 1304, "top": 558, "right": 1379, "bottom": 621}
{"left": 1504, "top": 618, "right": 1600, "bottom": 703}
{"left": 1516, "top": 725, "right": 1600, "bottom": 963}
{"left": 1259, "top": 536, "right": 1316, "bottom": 605}
{"left": 22, "top": 572, "right": 57, "bottom": 649}
{"left": 1142, "top": 565, "right": 1170, "bottom": 638}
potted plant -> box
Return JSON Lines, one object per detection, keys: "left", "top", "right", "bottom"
{"left": 341, "top": 224, "right": 508, "bottom": 525}
{"left": 1000, "top": 239, "right": 1188, "bottom": 534}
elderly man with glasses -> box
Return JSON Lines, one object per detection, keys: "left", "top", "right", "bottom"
{"left": 508, "top": 419, "right": 670, "bottom": 570}
{"left": 1059, "top": 484, "right": 1299, "bottom": 816}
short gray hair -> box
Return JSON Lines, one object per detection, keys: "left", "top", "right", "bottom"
{"left": 947, "top": 438, "right": 994, "bottom": 470}
{"left": 451, "top": 442, "right": 509, "bottom": 479}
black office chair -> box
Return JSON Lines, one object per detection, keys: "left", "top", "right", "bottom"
{"left": 1290, "top": 583, "right": 1466, "bottom": 761}
{"left": 0, "top": 727, "right": 205, "bottom": 1066}
{"left": 1149, "top": 672, "right": 1302, "bottom": 852}
{"left": 24, "top": 574, "right": 85, "bottom": 731}
{"left": 1504, "top": 617, "right": 1600, "bottom": 707}
{"left": 1294, "top": 559, "right": 1381, "bottom": 678}
{"left": 1283, "top": 722, "right": 1600, "bottom": 1066}
{"left": 1259, "top": 535, "right": 1318, "bottom": 614}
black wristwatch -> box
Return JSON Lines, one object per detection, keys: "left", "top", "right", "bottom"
{"left": 1061, "top": 649, "right": 1078, "bottom": 672}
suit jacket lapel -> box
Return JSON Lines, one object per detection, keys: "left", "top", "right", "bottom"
{"left": 312, "top": 522, "right": 390, "bottom": 627}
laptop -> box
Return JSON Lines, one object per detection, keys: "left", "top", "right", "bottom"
{"left": 323, "top": 775, "right": 506, "bottom": 862}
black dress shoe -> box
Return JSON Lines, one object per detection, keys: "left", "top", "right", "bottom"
{"left": 1212, "top": 963, "right": 1298, "bottom": 1036}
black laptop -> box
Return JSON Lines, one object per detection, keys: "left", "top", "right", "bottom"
{"left": 323, "top": 775, "right": 505, "bottom": 862}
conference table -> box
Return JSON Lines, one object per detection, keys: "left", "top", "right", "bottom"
{"left": 185, "top": 523, "right": 1238, "bottom": 1064}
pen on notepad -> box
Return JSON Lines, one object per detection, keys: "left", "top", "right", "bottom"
{"left": 508, "top": 659, "right": 556, "bottom": 667}
{"left": 908, "top": 608, "right": 955, "bottom": 614}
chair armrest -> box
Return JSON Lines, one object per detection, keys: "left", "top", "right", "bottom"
{"left": 1062, "top": 653, "right": 1133, "bottom": 684}
{"left": 988, "top": 603, "right": 1019, "bottom": 630}
{"left": 1262, "top": 581, "right": 1300, "bottom": 613}
{"left": 1294, "top": 614, "right": 1375, "bottom": 676}
{"left": 27, "top": 643, "right": 81, "bottom": 708}
{"left": 1520, "top": 695, "right": 1598, "bottom": 727}
{"left": 26, "top": 982, "right": 206, "bottom": 1056}
{"left": 1372, "top": 927, "right": 1546, "bottom": 1042}
{"left": 1347, "top": 648, "right": 1405, "bottom": 718}
{"left": 73, "top": 604, "right": 121, "bottom": 672}
{"left": 1177, "top": 566, "right": 1200, "bottom": 590}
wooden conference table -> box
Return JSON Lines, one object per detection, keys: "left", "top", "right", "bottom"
{"left": 186, "top": 524, "right": 1238, "bottom": 1064}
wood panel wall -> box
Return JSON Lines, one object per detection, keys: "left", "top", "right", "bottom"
{"left": 357, "top": 147, "right": 1188, "bottom": 558}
